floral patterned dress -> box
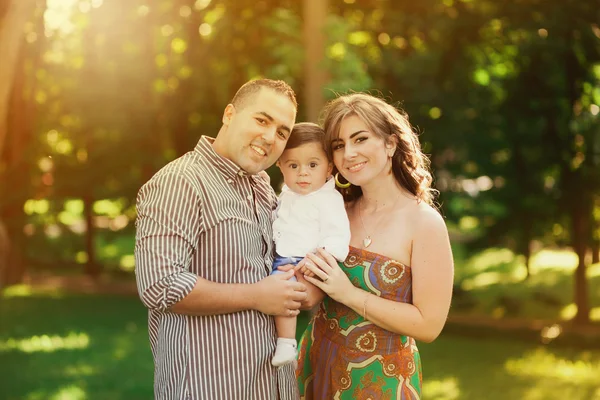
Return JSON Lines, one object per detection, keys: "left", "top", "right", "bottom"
{"left": 297, "top": 246, "right": 422, "bottom": 399}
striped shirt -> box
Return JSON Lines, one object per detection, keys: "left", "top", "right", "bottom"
{"left": 135, "top": 136, "right": 298, "bottom": 400}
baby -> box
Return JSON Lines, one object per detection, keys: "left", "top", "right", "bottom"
{"left": 271, "top": 122, "right": 351, "bottom": 366}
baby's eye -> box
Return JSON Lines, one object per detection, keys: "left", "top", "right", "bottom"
{"left": 290, "top": 164, "right": 298, "bottom": 169}
{"left": 310, "top": 162, "right": 318, "bottom": 168}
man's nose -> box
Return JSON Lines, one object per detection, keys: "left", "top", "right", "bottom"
{"left": 261, "top": 127, "right": 277, "bottom": 144}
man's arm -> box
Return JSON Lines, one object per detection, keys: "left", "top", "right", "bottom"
{"left": 135, "top": 170, "right": 307, "bottom": 316}
{"left": 170, "top": 270, "right": 306, "bottom": 316}
{"left": 135, "top": 171, "right": 202, "bottom": 311}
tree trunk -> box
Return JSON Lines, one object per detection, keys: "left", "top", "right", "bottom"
{"left": 303, "top": 0, "right": 328, "bottom": 122}
{"left": 0, "top": 0, "right": 35, "bottom": 156}
{"left": 523, "top": 240, "right": 531, "bottom": 281}
{"left": 572, "top": 207, "right": 590, "bottom": 325}
{"left": 1, "top": 34, "right": 32, "bottom": 287}
{"left": 83, "top": 195, "right": 100, "bottom": 278}
{"left": 0, "top": 0, "right": 37, "bottom": 288}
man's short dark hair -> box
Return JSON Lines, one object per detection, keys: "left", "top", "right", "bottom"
{"left": 285, "top": 122, "right": 327, "bottom": 155}
{"left": 231, "top": 79, "right": 298, "bottom": 110}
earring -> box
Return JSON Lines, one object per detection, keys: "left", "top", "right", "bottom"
{"left": 334, "top": 172, "right": 351, "bottom": 188}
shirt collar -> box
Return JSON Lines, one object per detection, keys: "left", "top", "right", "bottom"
{"left": 194, "top": 136, "right": 253, "bottom": 181}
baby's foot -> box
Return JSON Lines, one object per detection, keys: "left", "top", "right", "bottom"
{"left": 271, "top": 338, "right": 297, "bottom": 367}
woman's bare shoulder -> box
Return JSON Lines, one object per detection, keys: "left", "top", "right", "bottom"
{"left": 405, "top": 201, "right": 446, "bottom": 231}
{"left": 411, "top": 202, "right": 448, "bottom": 240}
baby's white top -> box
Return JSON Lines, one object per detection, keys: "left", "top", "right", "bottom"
{"left": 272, "top": 178, "right": 351, "bottom": 261}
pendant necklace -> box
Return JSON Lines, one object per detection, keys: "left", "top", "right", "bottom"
{"left": 358, "top": 193, "right": 402, "bottom": 248}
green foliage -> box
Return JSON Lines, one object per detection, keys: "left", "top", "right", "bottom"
{"left": 2, "top": 0, "right": 600, "bottom": 317}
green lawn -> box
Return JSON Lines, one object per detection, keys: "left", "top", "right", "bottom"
{"left": 1, "top": 290, "right": 600, "bottom": 400}
{"left": 452, "top": 247, "right": 600, "bottom": 322}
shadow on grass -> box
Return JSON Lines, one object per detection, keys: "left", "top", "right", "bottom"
{"left": 0, "top": 293, "right": 153, "bottom": 400}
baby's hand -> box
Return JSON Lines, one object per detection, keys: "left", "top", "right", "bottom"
{"left": 295, "top": 257, "right": 315, "bottom": 278}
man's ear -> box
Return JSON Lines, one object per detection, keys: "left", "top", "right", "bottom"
{"left": 222, "top": 104, "right": 236, "bottom": 125}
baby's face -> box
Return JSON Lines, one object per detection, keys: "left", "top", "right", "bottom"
{"left": 277, "top": 142, "right": 333, "bottom": 195}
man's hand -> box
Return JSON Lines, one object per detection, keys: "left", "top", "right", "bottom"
{"left": 252, "top": 270, "right": 307, "bottom": 317}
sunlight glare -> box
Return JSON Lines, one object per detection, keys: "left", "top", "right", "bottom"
{"left": 468, "top": 248, "right": 516, "bottom": 271}
{"left": 0, "top": 332, "right": 90, "bottom": 353}
{"left": 590, "top": 307, "right": 600, "bottom": 321}
{"left": 560, "top": 303, "right": 577, "bottom": 320}
{"left": 422, "top": 377, "right": 460, "bottom": 400}
{"left": 50, "top": 385, "right": 86, "bottom": 400}
{"left": 194, "top": 0, "right": 212, "bottom": 11}
{"left": 531, "top": 250, "right": 577, "bottom": 272}
{"left": 198, "top": 23, "right": 213, "bottom": 37}
{"left": 63, "top": 364, "right": 97, "bottom": 377}
{"left": 505, "top": 348, "right": 599, "bottom": 384}
{"left": 45, "top": 0, "right": 78, "bottom": 37}
{"left": 120, "top": 255, "right": 135, "bottom": 271}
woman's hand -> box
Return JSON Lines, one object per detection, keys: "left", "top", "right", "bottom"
{"left": 301, "top": 248, "right": 356, "bottom": 304}
{"left": 278, "top": 261, "right": 326, "bottom": 309}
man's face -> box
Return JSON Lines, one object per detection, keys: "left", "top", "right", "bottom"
{"left": 215, "top": 88, "right": 297, "bottom": 175}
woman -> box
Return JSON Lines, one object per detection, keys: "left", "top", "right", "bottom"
{"left": 295, "top": 93, "right": 454, "bottom": 399}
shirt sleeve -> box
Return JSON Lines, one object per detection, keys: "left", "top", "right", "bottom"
{"left": 134, "top": 170, "right": 201, "bottom": 311}
{"left": 317, "top": 191, "right": 351, "bottom": 262}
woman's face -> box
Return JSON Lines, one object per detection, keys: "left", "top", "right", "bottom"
{"left": 331, "top": 114, "right": 395, "bottom": 187}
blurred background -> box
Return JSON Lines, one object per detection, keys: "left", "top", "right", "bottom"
{"left": 1, "top": 0, "right": 599, "bottom": 399}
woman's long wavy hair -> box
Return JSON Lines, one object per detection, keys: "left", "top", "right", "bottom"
{"left": 322, "top": 93, "right": 438, "bottom": 205}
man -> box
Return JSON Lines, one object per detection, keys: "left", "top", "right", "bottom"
{"left": 135, "top": 79, "right": 308, "bottom": 399}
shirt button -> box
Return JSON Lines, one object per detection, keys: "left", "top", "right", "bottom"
{"left": 227, "top": 179, "right": 233, "bottom": 184}
{"left": 247, "top": 194, "right": 253, "bottom": 201}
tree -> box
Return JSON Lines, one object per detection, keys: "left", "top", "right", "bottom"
{"left": 0, "top": 0, "right": 38, "bottom": 287}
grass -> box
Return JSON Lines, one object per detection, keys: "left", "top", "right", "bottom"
{"left": 1, "top": 290, "right": 600, "bottom": 400}
{"left": 452, "top": 247, "right": 600, "bottom": 321}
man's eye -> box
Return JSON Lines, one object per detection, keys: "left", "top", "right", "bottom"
{"left": 256, "top": 118, "right": 266, "bottom": 125}
{"left": 277, "top": 131, "right": 286, "bottom": 139}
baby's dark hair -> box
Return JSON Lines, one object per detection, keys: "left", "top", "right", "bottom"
{"left": 285, "top": 122, "right": 327, "bottom": 155}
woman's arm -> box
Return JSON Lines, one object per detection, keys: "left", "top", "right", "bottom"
{"left": 303, "top": 210, "right": 454, "bottom": 342}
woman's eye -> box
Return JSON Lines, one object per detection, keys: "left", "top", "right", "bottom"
{"left": 333, "top": 144, "right": 344, "bottom": 150}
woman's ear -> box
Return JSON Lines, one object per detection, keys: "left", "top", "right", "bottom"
{"left": 386, "top": 134, "right": 399, "bottom": 157}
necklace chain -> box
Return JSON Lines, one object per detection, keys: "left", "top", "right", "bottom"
{"left": 358, "top": 193, "right": 402, "bottom": 248}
